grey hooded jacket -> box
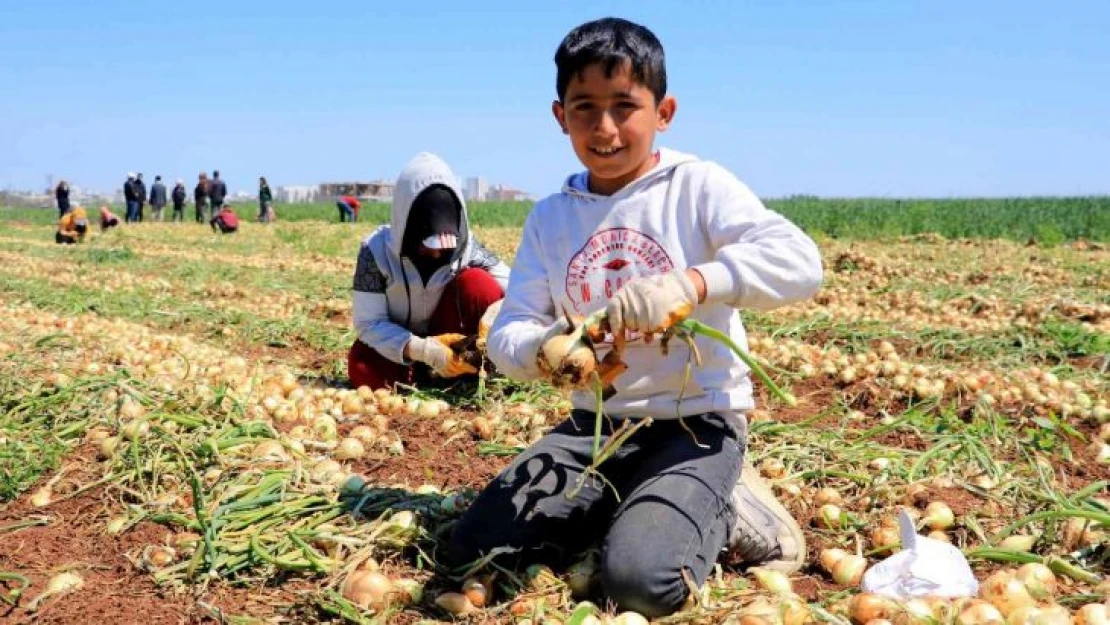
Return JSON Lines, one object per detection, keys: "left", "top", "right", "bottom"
{"left": 351, "top": 152, "right": 511, "bottom": 364}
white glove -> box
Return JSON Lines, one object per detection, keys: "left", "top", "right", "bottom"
{"left": 407, "top": 336, "right": 476, "bottom": 378}
{"left": 605, "top": 271, "right": 699, "bottom": 336}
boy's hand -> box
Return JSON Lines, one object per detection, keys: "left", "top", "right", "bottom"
{"left": 605, "top": 271, "right": 699, "bottom": 337}
{"left": 408, "top": 335, "right": 478, "bottom": 378}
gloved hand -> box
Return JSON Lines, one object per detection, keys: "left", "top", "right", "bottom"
{"left": 605, "top": 271, "right": 699, "bottom": 337}
{"left": 407, "top": 335, "right": 478, "bottom": 378}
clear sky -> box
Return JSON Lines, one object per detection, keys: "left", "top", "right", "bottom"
{"left": 2, "top": 1, "right": 1107, "bottom": 198}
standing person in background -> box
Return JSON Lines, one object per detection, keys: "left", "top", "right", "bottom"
{"left": 134, "top": 173, "right": 148, "bottom": 222}
{"left": 99, "top": 206, "right": 121, "bottom": 231}
{"left": 55, "top": 180, "right": 71, "bottom": 217}
{"left": 124, "top": 173, "right": 139, "bottom": 223}
{"left": 258, "top": 176, "right": 275, "bottom": 223}
{"left": 209, "top": 170, "right": 228, "bottom": 211}
{"left": 171, "top": 179, "right": 187, "bottom": 222}
{"left": 337, "top": 193, "right": 360, "bottom": 222}
{"left": 149, "top": 175, "right": 168, "bottom": 221}
{"left": 194, "top": 172, "right": 210, "bottom": 223}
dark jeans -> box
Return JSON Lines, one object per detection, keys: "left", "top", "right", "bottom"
{"left": 195, "top": 200, "right": 208, "bottom": 223}
{"left": 337, "top": 200, "right": 355, "bottom": 222}
{"left": 446, "top": 411, "right": 743, "bottom": 618}
{"left": 172, "top": 204, "right": 185, "bottom": 222}
{"left": 55, "top": 232, "right": 77, "bottom": 245}
{"left": 125, "top": 200, "right": 140, "bottom": 223}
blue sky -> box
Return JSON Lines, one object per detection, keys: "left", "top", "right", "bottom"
{"left": 1, "top": 1, "right": 1107, "bottom": 198}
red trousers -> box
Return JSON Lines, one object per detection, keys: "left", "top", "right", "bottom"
{"left": 347, "top": 267, "right": 504, "bottom": 390}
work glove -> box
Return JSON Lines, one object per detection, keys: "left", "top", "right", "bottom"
{"left": 408, "top": 334, "right": 478, "bottom": 378}
{"left": 605, "top": 271, "right": 699, "bottom": 338}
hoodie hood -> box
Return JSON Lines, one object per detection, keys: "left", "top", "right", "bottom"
{"left": 562, "top": 148, "right": 699, "bottom": 200}
{"left": 389, "top": 152, "right": 469, "bottom": 261}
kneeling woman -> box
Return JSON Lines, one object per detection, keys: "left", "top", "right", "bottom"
{"left": 57, "top": 206, "right": 89, "bottom": 244}
{"left": 349, "top": 152, "right": 510, "bottom": 389}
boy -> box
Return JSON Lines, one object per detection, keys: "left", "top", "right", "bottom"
{"left": 447, "top": 18, "right": 823, "bottom": 618}
{"left": 210, "top": 204, "right": 239, "bottom": 234}
{"left": 348, "top": 152, "right": 510, "bottom": 389}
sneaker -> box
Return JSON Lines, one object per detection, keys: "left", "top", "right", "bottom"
{"left": 727, "top": 458, "right": 806, "bottom": 573}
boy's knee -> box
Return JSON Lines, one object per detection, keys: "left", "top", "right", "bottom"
{"left": 599, "top": 553, "right": 686, "bottom": 618}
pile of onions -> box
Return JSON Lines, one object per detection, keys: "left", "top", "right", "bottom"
{"left": 820, "top": 548, "right": 867, "bottom": 586}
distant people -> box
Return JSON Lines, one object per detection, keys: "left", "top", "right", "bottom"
{"left": 149, "top": 175, "right": 168, "bottom": 221}
{"left": 258, "top": 176, "right": 275, "bottom": 223}
{"left": 124, "top": 173, "right": 139, "bottom": 222}
{"left": 337, "top": 194, "right": 360, "bottom": 222}
{"left": 209, "top": 170, "right": 228, "bottom": 211}
{"left": 55, "top": 180, "right": 71, "bottom": 217}
{"left": 171, "top": 179, "right": 187, "bottom": 222}
{"left": 194, "top": 172, "right": 210, "bottom": 223}
{"left": 100, "top": 206, "right": 120, "bottom": 231}
{"left": 134, "top": 173, "right": 148, "bottom": 222}
{"left": 210, "top": 204, "right": 239, "bottom": 233}
{"left": 56, "top": 206, "right": 89, "bottom": 244}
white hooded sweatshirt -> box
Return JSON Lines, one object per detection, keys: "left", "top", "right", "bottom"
{"left": 488, "top": 148, "right": 823, "bottom": 419}
{"left": 352, "top": 152, "right": 511, "bottom": 363}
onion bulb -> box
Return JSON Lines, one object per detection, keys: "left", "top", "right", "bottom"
{"left": 1035, "top": 605, "right": 1074, "bottom": 625}
{"left": 815, "top": 487, "right": 844, "bottom": 507}
{"left": 251, "top": 440, "right": 288, "bottom": 463}
{"left": 980, "top": 570, "right": 1035, "bottom": 617}
{"left": 1014, "top": 562, "right": 1056, "bottom": 600}
{"left": 392, "top": 578, "right": 423, "bottom": 606}
{"left": 539, "top": 327, "right": 600, "bottom": 388}
{"left": 750, "top": 566, "right": 793, "bottom": 596}
{"left": 342, "top": 569, "right": 394, "bottom": 609}
{"left": 1006, "top": 605, "right": 1042, "bottom": 625}
{"left": 820, "top": 547, "right": 850, "bottom": 573}
{"left": 923, "top": 501, "right": 955, "bottom": 530}
{"left": 957, "top": 600, "right": 1005, "bottom": 625}
{"left": 849, "top": 592, "right": 898, "bottom": 624}
{"left": 1075, "top": 604, "right": 1109, "bottom": 625}
{"left": 998, "top": 535, "right": 1037, "bottom": 552}
{"left": 27, "top": 571, "right": 84, "bottom": 612}
{"left": 333, "top": 437, "right": 366, "bottom": 460}
{"left": 871, "top": 526, "right": 901, "bottom": 553}
{"left": 461, "top": 577, "right": 489, "bottom": 608}
{"left": 818, "top": 503, "right": 844, "bottom": 529}
{"left": 434, "top": 591, "right": 476, "bottom": 615}
{"left": 832, "top": 554, "right": 868, "bottom": 586}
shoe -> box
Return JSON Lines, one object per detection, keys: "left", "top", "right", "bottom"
{"left": 727, "top": 458, "right": 806, "bottom": 573}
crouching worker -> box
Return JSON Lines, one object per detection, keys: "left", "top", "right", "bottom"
{"left": 444, "top": 18, "right": 823, "bottom": 619}
{"left": 210, "top": 204, "right": 240, "bottom": 233}
{"left": 100, "top": 206, "right": 121, "bottom": 231}
{"left": 348, "top": 152, "right": 510, "bottom": 390}
{"left": 56, "top": 206, "right": 90, "bottom": 244}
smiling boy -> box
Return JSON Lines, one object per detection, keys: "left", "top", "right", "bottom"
{"left": 445, "top": 18, "right": 823, "bottom": 617}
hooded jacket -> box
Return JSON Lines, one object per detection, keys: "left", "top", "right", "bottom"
{"left": 351, "top": 152, "right": 511, "bottom": 363}
{"left": 488, "top": 148, "right": 823, "bottom": 420}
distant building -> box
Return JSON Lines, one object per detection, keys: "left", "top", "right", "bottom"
{"left": 278, "top": 185, "right": 319, "bottom": 203}
{"left": 318, "top": 181, "right": 394, "bottom": 202}
{"left": 486, "top": 184, "right": 530, "bottom": 202}
{"left": 465, "top": 177, "right": 488, "bottom": 202}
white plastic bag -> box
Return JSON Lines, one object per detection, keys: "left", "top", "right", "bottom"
{"left": 861, "top": 509, "right": 979, "bottom": 599}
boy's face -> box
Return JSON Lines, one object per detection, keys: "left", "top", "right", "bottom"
{"left": 553, "top": 62, "right": 676, "bottom": 196}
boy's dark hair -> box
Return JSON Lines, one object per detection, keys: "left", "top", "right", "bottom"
{"left": 555, "top": 17, "right": 667, "bottom": 103}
